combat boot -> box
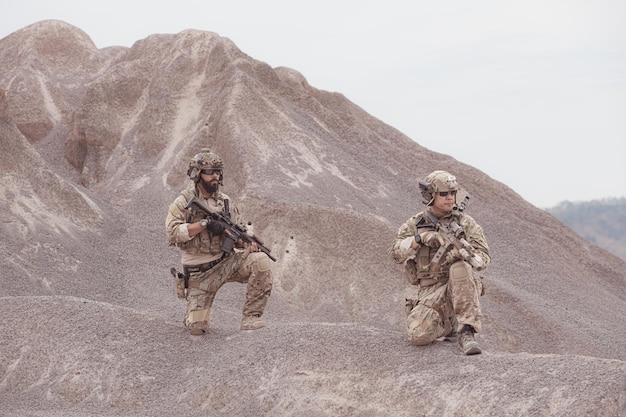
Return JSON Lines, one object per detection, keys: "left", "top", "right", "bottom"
{"left": 241, "top": 315, "right": 266, "bottom": 331}
{"left": 443, "top": 328, "right": 458, "bottom": 342}
{"left": 443, "top": 316, "right": 459, "bottom": 342}
{"left": 458, "top": 325, "right": 481, "bottom": 355}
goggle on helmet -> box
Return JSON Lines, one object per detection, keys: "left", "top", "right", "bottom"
{"left": 187, "top": 148, "right": 224, "bottom": 183}
{"left": 418, "top": 170, "right": 459, "bottom": 205}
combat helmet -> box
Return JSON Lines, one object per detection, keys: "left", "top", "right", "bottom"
{"left": 419, "top": 170, "right": 458, "bottom": 205}
{"left": 187, "top": 148, "right": 224, "bottom": 183}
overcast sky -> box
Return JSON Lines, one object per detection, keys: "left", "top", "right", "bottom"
{"left": 3, "top": 0, "right": 625, "bottom": 208}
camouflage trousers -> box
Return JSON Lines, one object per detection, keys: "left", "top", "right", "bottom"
{"left": 185, "top": 250, "right": 273, "bottom": 332}
{"left": 406, "top": 261, "right": 483, "bottom": 346}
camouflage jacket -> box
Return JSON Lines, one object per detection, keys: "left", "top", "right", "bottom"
{"left": 389, "top": 207, "right": 491, "bottom": 284}
{"left": 165, "top": 185, "right": 241, "bottom": 263}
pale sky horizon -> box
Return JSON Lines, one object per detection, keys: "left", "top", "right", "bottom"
{"left": 3, "top": 1, "right": 625, "bottom": 208}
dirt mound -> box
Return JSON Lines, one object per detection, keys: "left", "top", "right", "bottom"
{"left": 0, "top": 20, "right": 624, "bottom": 416}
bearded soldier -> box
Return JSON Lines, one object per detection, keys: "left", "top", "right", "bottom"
{"left": 390, "top": 170, "right": 491, "bottom": 355}
{"left": 166, "top": 148, "right": 273, "bottom": 335}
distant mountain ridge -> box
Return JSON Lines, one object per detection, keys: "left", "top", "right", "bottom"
{"left": 547, "top": 197, "right": 626, "bottom": 262}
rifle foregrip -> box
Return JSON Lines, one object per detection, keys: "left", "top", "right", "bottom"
{"left": 469, "top": 256, "right": 484, "bottom": 271}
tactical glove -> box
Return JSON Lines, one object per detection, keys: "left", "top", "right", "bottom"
{"left": 445, "top": 248, "right": 463, "bottom": 264}
{"left": 418, "top": 231, "right": 444, "bottom": 248}
{"left": 206, "top": 219, "right": 225, "bottom": 235}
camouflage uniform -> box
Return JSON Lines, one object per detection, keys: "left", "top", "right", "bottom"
{"left": 165, "top": 150, "right": 273, "bottom": 334}
{"left": 389, "top": 171, "right": 490, "bottom": 353}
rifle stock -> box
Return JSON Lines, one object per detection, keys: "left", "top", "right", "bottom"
{"left": 184, "top": 196, "right": 277, "bottom": 262}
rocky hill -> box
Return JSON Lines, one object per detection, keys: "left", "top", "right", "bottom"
{"left": 0, "top": 20, "right": 624, "bottom": 416}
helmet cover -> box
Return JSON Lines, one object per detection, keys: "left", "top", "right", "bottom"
{"left": 187, "top": 148, "right": 224, "bottom": 182}
{"left": 419, "top": 170, "right": 459, "bottom": 205}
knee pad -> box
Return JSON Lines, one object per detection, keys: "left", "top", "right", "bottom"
{"left": 449, "top": 261, "right": 472, "bottom": 283}
{"left": 240, "top": 252, "right": 272, "bottom": 276}
{"left": 255, "top": 252, "right": 272, "bottom": 273}
{"left": 449, "top": 260, "right": 482, "bottom": 297}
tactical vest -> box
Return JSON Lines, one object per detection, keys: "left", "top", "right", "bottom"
{"left": 405, "top": 211, "right": 455, "bottom": 285}
{"left": 177, "top": 189, "right": 229, "bottom": 256}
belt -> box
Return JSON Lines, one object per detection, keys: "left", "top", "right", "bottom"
{"left": 419, "top": 277, "right": 447, "bottom": 287}
{"left": 418, "top": 273, "right": 449, "bottom": 287}
{"left": 183, "top": 258, "right": 222, "bottom": 275}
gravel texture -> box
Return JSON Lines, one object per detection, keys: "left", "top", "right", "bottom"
{"left": 0, "top": 20, "right": 624, "bottom": 417}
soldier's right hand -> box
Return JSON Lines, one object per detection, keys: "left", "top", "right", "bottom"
{"left": 206, "top": 219, "right": 226, "bottom": 235}
{"left": 418, "top": 231, "right": 444, "bottom": 248}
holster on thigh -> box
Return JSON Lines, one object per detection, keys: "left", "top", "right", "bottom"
{"left": 404, "top": 286, "right": 420, "bottom": 316}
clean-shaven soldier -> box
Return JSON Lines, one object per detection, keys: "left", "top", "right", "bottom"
{"left": 390, "top": 170, "right": 491, "bottom": 355}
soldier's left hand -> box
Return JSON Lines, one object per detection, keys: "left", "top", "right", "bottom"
{"left": 241, "top": 240, "right": 260, "bottom": 252}
{"left": 445, "top": 248, "right": 463, "bottom": 263}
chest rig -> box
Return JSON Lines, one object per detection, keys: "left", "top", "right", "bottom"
{"left": 406, "top": 211, "right": 455, "bottom": 285}
{"left": 180, "top": 189, "right": 230, "bottom": 255}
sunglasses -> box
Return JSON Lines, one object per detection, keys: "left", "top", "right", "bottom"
{"left": 437, "top": 190, "right": 457, "bottom": 197}
{"left": 201, "top": 169, "right": 222, "bottom": 175}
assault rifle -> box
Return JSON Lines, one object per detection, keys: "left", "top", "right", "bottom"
{"left": 185, "top": 196, "right": 276, "bottom": 262}
{"left": 431, "top": 196, "right": 484, "bottom": 271}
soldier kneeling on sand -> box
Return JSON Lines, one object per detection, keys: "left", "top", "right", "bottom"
{"left": 166, "top": 148, "right": 273, "bottom": 335}
{"left": 389, "top": 170, "right": 491, "bottom": 355}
